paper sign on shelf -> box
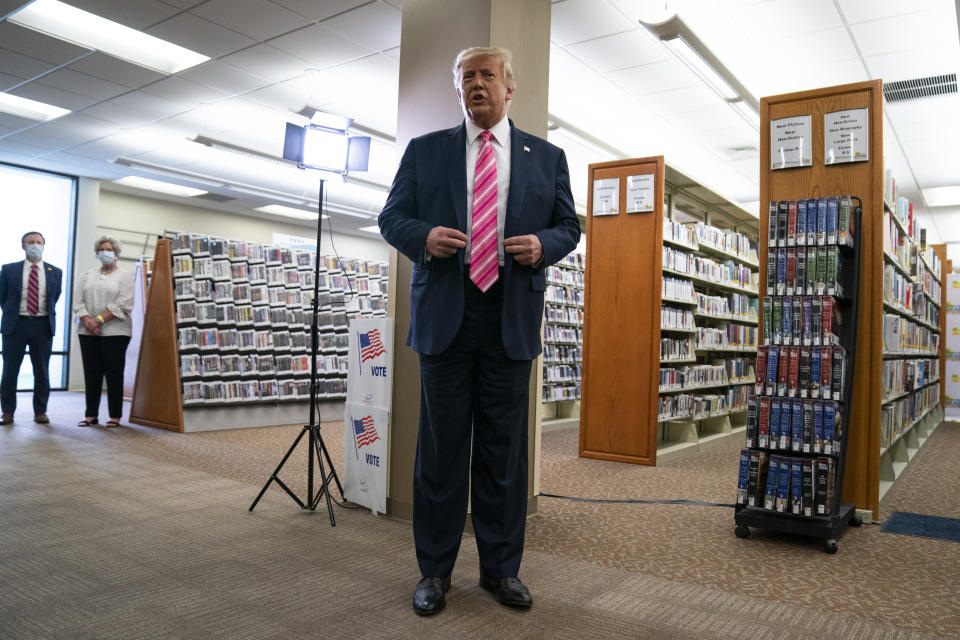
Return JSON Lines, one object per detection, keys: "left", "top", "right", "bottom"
{"left": 592, "top": 178, "right": 619, "bottom": 216}
{"left": 625, "top": 173, "right": 655, "bottom": 213}
{"left": 824, "top": 108, "right": 869, "bottom": 165}
{"left": 770, "top": 115, "right": 812, "bottom": 170}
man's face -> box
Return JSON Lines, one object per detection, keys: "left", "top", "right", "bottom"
{"left": 456, "top": 54, "right": 514, "bottom": 130}
{"left": 22, "top": 234, "right": 44, "bottom": 251}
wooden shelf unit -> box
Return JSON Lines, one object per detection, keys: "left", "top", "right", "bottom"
{"left": 757, "top": 79, "right": 945, "bottom": 520}
{"left": 579, "top": 157, "right": 759, "bottom": 465}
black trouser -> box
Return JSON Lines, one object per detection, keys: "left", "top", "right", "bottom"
{"left": 78, "top": 334, "right": 131, "bottom": 420}
{"left": 0, "top": 316, "right": 53, "bottom": 415}
{"left": 413, "top": 270, "right": 532, "bottom": 579}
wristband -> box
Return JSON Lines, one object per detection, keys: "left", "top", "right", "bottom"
{"left": 96, "top": 314, "right": 104, "bottom": 325}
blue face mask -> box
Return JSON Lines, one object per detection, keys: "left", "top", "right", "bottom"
{"left": 97, "top": 250, "right": 116, "bottom": 265}
{"left": 25, "top": 244, "right": 43, "bottom": 261}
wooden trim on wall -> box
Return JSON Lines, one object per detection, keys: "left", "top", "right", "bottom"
{"left": 579, "top": 156, "right": 664, "bottom": 465}
{"left": 932, "top": 244, "right": 948, "bottom": 413}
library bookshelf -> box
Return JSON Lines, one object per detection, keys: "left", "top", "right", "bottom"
{"left": 542, "top": 252, "right": 585, "bottom": 431}
{"left": 579, "top": 157, "right": 760, "bottom": 465}
{"left": 755, "top": 79, "right": 944, "bottom": 521}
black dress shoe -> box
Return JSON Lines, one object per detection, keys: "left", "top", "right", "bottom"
{"left": 412, "top": 576, "right": 451, "bottom": 615}
{"left": 479, "top": 572, "right": 532, "bottom": 608}
{"left": 0, "top": 413, "right": 12, "bottom": 425}
{"left": 34, "top": 414, "right": 50, "bottom": 424}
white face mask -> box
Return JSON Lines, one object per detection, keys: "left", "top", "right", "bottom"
{"left": 25, "top": 244, "right": 44, "bottom": 261}
{"left": 97, "top": 250, "right": 116, "bottom": 265}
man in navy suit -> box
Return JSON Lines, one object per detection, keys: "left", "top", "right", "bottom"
{"left": 0, "top": 232, "right": 63, "bottom": 425}
{"left": 379, "top": 46, "right": 580, "bottom": 615}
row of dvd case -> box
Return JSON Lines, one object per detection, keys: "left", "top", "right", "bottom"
{"left": 181, "top": 377, "right": 349, "bottom": 405}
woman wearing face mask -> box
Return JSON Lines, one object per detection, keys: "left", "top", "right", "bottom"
{"left": 72, "top": 235, "right": 135, "bottom": 428}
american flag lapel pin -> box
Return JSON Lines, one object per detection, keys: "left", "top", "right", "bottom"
{"left": 523, "top": 145, "right": 530, "bottom": 152}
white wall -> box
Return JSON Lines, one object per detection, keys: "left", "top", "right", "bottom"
{"left": 96, "top": 189, "right": 389, "bottom": 262}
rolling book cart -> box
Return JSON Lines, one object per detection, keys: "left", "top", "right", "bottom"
{"left": 734, "top": 199, "right": 863, "bottom": 553}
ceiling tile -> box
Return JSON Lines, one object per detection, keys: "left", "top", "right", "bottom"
{"left": 36, "top": 68, "right": 129, "bottom": 101}
{"left": 68, "top": 53, "right": 166, "bottom": 88}
{"left": 564, "top": 30, "right": 668, "bottom": 73}
{"left": 849, "top": 7, "right": 957, "bottom": 57}
{"left": 0, "top": 23, "right": 91, "bottom": 65}
{"left": 0, "top": 139, "right": 46, "bottom": 158}
{"left": 270, "top": 0, "right": 370, "bottom": 22}
{"left": 865, "top": 44, "right": 960, "bottom": 84}
{"left": 81, "top": 91, "right": 190, "bottom": 126}
{"left": 0, "top": 112, "right": 37, "bottom": 131}
{"left": 885, "top": 93, "right": 959, "bottom": 126}
{"left": 0, "top": 48, "right": 57, "bottom": 82}
{"left": 10, "top": 82, "right": 98, "bottom": 111}
{"left": 220, "top": 44, "right": 310, "bottom": 83}
{"left": 666, "top": 104, "right": 753, "bottom": 133}
{"left": 191, "top": 0, "right": 311, "bottom": 41}
{"left": 607, "top": 58, "right": 699, "bottom": 98}
{"left": 836, "top": 0, "right": 954, "bottom": 24}
{"left": 551, "top": 0, "right": 634, "bottom": 46}
{"left": 3, "top": 128, "right": 67, "bottom": 151}
{"left": 321, "top": 1, "right": 401, "bottom": 51}
{"left": 146, "top": 12, "right": 256, "bottom": 58}
{"left": 641, "top": 84, "right": 727, "bottom": 116}
{"left": 268, "top": 23, "right": 372, "bottom": 68}
{"left": 0, "top": 71, "right": 26, "bottom": 91}
{"left": 179, "top": 60, "right": 271, "bottom": 95}
{"left": 241, "top": 74, "right": 317, "bottom": 112}
{"left": 140, "top": 76, "right": 230, "bottom": 106}
{"left": 24, "top": 113, "right": 118, "bottom": 147}
{"left": 65, "top": 0, "right": 182, "bottom": 29}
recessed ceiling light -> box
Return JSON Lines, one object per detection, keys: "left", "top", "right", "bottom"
{"left": 922, "top": 186, "right": 960, "bottom": 207}
{"left": 114, "top": 176, "right": 207, "bottom": 197}
{"left": 358, "top": 225, "right": 381, "bottom": 234}
{"left": 257, "top": 204, "right": 327, "bottom": 220}
{"left": 9, "top": 0, "right": 209, "bottom": 74}
{"left": 0, "top": 92, "right": 70, "bottom": 121}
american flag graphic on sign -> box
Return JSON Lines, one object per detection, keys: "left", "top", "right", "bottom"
{"left": 359, "top": 329, "right": 387, "bottom": 362}
{"left": 353, "top": 416, "right": 380, "bottom": 449}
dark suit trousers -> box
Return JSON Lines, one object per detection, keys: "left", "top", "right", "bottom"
{"left": 78, "top": 334, "right": 131, "bottom": 419}
{"left": 414, "top": 272, "right": 532, "bottom": 579}
{"left": 1, "top": 316, "right": 53, "bottom": 415}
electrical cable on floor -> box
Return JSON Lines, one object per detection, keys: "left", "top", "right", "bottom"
{"left": 540, "top": 493, "right": 736, "bottom": 508}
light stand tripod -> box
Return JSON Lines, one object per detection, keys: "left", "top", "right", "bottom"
{"left": 249, "top": 179, "right": 344, "bottom": 525}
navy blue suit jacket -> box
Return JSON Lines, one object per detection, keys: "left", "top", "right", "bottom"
{"left": 379, "top": 120, "right": 581, "bottom": 360}
{"left": 0, "top": 260, "right": 63, "bottom": 337}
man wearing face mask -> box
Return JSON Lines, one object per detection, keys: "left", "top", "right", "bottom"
{"left": 72, "top": 235, "right": 135, "bottom": 428}
{"left": 0, "top": 232, "right": 64, "bottom": 425}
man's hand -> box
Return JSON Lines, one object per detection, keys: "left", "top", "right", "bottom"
{"left": 426, "top": 226, "right": 467, "bottom": 258}
{"left": 503, "top": 235, "right": 543, "bottom": 266}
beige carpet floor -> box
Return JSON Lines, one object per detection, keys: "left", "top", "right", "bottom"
{"left": 0, "top": 391, "right": 957, "bottom": 638}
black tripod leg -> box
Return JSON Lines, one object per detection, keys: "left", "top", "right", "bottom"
{"left": 317, "top": 433, "right": 345, "bottom": 500}
{"left": 310, "top": 427, "right": 336, "bottom": 526}
{"left": 249, "top": 426, "right": 308, "bottom": 511}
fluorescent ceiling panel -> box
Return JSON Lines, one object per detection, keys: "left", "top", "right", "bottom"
{"left": 922, "top": 186, "right": 960, "bottom": 207}
{"left": 8, "top": 0, "right": 209, "bottom": 74}
{"left": 114, "top": 176, "right": 207, "bottom": 197}
{"left": 256, "top": 204, "right": 325, "bottom": 220}
{"left": 0, "top": 92, "right": 70, "bottom": 121}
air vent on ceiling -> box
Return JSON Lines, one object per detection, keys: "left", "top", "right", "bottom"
{"left": 194, "top": 192, "right": 236, "bottom": 202}
{"left": 883, "top": 74, "right": 957, "bottom": 103}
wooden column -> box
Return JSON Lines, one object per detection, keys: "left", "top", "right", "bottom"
{"left": 579, "top": 157, "right": 665, "bottom": 465}
{"left": 932, "top": 243, "right": 949, "bottom": 412}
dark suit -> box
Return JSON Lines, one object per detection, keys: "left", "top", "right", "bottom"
{"left": 0, "top": 260, "right": 63, "bottom": 415}
{"left": 379, "top": 120, "right": 580, "bottom": 579}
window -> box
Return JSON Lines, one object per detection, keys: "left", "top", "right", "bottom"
{"left": 0, "top": 162, "right": 76, "bottom": 391}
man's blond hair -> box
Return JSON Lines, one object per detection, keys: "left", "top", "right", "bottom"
{"left": 452, "top": 46, "right": 516, "bottom": 90}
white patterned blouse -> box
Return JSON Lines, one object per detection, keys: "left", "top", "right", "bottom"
{"left": 72, "top": 266, "right": 135, "bottom": 337}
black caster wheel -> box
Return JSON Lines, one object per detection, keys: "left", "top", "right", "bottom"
{"left": 735, "top": 524, "right": 750, "bottom": 539}
{"left": 850, "top": 514, "right": 863, "bottom": 527}
{"left": 824, "top": 539, "right": 838, "bottom": 554}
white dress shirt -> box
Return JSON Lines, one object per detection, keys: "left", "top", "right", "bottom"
{"left": 19, "top": 260, "right": 47, "bottom": 316}
{"left": 465, "top": 116, "right": 511, "bottom": 266}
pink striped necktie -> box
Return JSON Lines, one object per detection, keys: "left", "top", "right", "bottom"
{"left": 27, "top": 264, "right": 40, "bottom": 315}
{"left": 470, "top": 130, "right": 499, "bottom": 292}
